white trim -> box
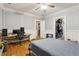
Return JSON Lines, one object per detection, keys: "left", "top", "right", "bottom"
{"left": 0, "top": 4, "right": 41, "bottom": 18}
{"left": 46, "top": 5, "right": 79, "bottom": 18}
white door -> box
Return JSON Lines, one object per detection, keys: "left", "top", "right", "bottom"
{"left": 40, "top": 20, "right": 45, "bottom": 38}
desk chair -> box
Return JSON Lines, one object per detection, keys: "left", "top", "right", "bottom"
{"left": 14, "top": 30, "right": 24, "bottom": 45}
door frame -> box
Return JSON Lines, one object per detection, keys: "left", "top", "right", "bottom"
{"left": 35, "top": 20, "right": 45, "bottom": 39}
{"left": 35, "top": 20, "right": 41, "bottom": 39}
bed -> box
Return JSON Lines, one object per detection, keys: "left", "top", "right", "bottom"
{"left": 30, "top": 38, "right": 79, "bottom": 56}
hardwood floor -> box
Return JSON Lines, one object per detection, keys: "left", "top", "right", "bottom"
{"left": 2, "top": 39, "right": 30, "bottom": 56}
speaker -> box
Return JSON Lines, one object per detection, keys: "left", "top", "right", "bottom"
{"left": 2, "top": 29, "right": 7, "bottom": 36}
{"left": 20, "top": 27, "right": 24, "bottom": 33}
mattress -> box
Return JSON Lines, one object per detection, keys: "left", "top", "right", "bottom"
{"left": 30, "top": 38, "right": 79, "bottom": 56}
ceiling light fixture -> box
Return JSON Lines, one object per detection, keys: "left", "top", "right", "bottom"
{"left": 40, "top": 4, "right": 47, "bottom": 10}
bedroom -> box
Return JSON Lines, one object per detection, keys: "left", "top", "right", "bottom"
{"left": 0, "top": 3, "right": 79, "bottom": 56}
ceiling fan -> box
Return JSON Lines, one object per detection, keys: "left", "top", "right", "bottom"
{"left": 34, "top": 3, "right": 55, "bottom": 11}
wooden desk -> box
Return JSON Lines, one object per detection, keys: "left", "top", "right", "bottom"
{"left": 7, "top": 34, "right": 17, "bottom": 40}
{"left": 24, "top": 34, "right": 31, "bottom": 41}
{"left": 8, "top": 33, "right": 30, "bottom": 39}
{"left": 8, "top": 34, "right": 17, "bottom": 37}
{"left": 1, "top": 33, "right": 31, "bottom": 42}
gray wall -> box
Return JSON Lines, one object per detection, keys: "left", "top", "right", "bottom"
{"left": 3, "top": 10, "right": 22, "bottom": 32}
{"left": 0, "top": 8, "right": 2, "bottom": 33}
{"left": 3, "top": 10, "right": 37, "bottom": 32}
{"left": 45, "top": 5, "right": 79, "bottom": 42}
{"left": 0, "top": 9, "right": 2, "bottom": 30}
{"left": 0, "top": 10, "right": 41, "bottom": 39}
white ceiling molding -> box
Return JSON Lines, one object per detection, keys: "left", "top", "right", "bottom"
{"left": 0, "top": 4, "right": 41, "bottom": 18}
{"left": 45, "top": 4, "right": 79, "bottom": 18}
{"left": 0, "top": 3, "right": 79, "bottom": 19}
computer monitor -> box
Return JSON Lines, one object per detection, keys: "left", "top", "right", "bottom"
{"left": 13, "top": 29, "right": 20, "bottom": 34}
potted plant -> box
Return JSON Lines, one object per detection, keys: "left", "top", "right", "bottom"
{"left": 0, "top": 40, "right": 4, "bottom": 49}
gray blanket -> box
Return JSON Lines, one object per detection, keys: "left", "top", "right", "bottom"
{"left": 30, "top": 38, "right": 79, "bottom": 56}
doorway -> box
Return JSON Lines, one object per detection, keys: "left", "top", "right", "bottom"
{"left": 36, "top": 21, "right": 40, "bottom": 39}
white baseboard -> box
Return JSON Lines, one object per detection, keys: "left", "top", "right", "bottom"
{"left": 66, "top": 30, "right": 79, "bottom": 42}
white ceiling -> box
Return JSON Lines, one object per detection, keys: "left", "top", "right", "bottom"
{"left": 2, "top": 3, "right": 79, "bottom": 16}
